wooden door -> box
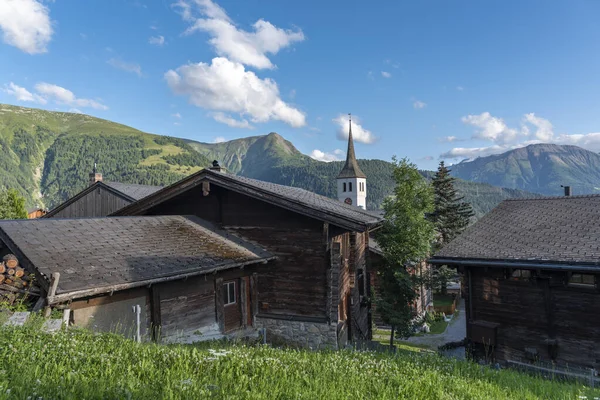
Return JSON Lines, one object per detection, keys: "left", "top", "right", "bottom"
{"left": 223, "top": 279, "right": 242, "bottom": 332}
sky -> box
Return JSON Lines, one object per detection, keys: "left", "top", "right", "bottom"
{"left": 2, "top": 0, "right": 600, "bottom": 170}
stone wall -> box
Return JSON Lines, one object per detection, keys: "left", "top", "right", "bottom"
{"left": 255, "top": 316, "right": 338, "bottom": 350}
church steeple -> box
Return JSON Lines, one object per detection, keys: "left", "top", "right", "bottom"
{"left": 337, "top": 114, "right": 366, "bottom": 179}
{"left": 337, "top": 114, "right": 367, "bottom": 209}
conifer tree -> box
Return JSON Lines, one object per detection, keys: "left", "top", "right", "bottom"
{"left": 375, "top": 158, "right": 435, "bottom": 346}
{"left": 431, "top": 161, "right": 474, "bottom": 247}
{"left": 430, "top": 161, "right": 474, "bottom": 295}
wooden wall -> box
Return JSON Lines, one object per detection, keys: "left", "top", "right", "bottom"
{"left": 466, "top": 266, "right": 600, "bottom": 369}
{"left": 49, "top": 186, "right": 132, "bottom": 218}
{"left": 144, "top": 183, "right": 330, "bottom": 320}
{"left": 156, "top": 276, "right": 217, "bottom": 342}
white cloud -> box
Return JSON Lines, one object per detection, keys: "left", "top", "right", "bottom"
{"left": 68, "top": 108, "right": 83, "bottom": 114}
{"left": 523, "top": 113, "right": 554, "bottom": 141}
{"left": 443, "top": 111, "right": 600, "bottom": 160}
{"left": 165, "top": 57, "right": 306, "bottom": 127}
{"left": 107, "top": 58, "right": 142, "bottom": 76}
{"left": 212, "top": 136, "right": 226, "bottom": 143}
{"left": 333, "top": 114, "right": 376, "bottom": 144}
{"left": 440, "top": 145, "right": 506, "bottom": 160}
{"left": 413, "top": 100, "right": 426, "bottom": 109}
{"left": 456, "top": 86, "right": 464, "bottom": 91}
{"left": 175, "top": 0, "right": 304, "bottom": 70}
{"left": 34, "top": 82, "right": 108, "bottom": 110}
{"left": 439, "top": 136, "right": 460, "bottom": 143}
{"left": 211, "top": 111, "right": 253, "bottom": 129}
{"left": 3, "top": 82, "right": 46, "bottom": 104}
{"left": 148, "top": 35, "right": 165, "bottom": 46}
{"left": 461, "top": 112, "right": 520, "bottom": 144}
{"left": 381, "top": 71, "right": 391, "bottom": 78}
{"left": 171, "top": 112, "right": 182, "bottom": 119}
{"left": 0, "top": 0, "right": 53, "bottom": 54}
{"left": 310, "top": 149, "right": 344, "bottom": 162}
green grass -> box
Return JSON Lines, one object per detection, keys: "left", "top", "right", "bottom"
{"left": 0, "top": 324, "right": 596, "bottom": 399}
{"left": 428, "top": 319, "right": 449, "bottom": 334}
{"left": 433, "top": 294, "right": 455, "bottom": 307}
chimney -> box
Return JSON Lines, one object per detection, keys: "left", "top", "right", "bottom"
{"left": 209, "top": 160, "right": 226, "bottom": 173}
{"left": 562, "top": 185, "right": 572, "bottom": 197}
{"left": 89, "top": 163, "right": 102, "bottom": 186}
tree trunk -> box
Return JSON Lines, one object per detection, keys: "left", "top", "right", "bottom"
{"left": 389, "top": 325, "right": 395, "bottom": 347}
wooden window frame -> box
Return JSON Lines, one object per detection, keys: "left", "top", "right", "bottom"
{"left": 508, "top": 269, "right": 532, "bottom": 281}
{"left": 223, "top": 281, "right": 236, "bottom": 306}
{"left": 567, "top": 273, "right": 596, "bottom": 289}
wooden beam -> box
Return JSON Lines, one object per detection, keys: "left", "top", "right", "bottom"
{"left": 150, "top": 286, "right": 161, "bottom": 342}
{"left": 215, "top": 278, "right": 224, "bottom": 333}
{"left": 47, "top": 272, "right": 60, "bottom": 299}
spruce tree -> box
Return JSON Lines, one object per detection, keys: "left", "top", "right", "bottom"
{"left": 430, "top": 161, "right": 474, "bottom": 295}
{"left": 431, "top": 161, "right": 474, "bottom": 247}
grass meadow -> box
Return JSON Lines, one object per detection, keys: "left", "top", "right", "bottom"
{"left": 0, "top": 321, "right": 597, "bottom": 399}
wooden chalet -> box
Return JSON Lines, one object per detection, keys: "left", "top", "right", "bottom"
{"left": 112, "top": 167, "right": 383, "bottom": 348}
{"left": 43, "top": 170, "right": 162, "bottom": 219}
{"left": 430, "top": 195, "right": 600, "bottom": 369}
{"left": 369, "top": 238, "right": 433, "bottom": 327}
{"left": 0, "top": 216, "right": 274, "bottom": 343}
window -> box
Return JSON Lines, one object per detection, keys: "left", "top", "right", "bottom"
{"left": 510, "top": 269, "right": 531, "bottom": 280}
{"left": 223, "top": 281, "right": 236, "bottom": 305}
{"left": 569, "top": 273, "right": 596, "bottom": 287}
{"left": 343, "top": 182, "right": 346, "bottom": 192}
{"left": 349, "top": 182, "right": 353, "bottom": 192}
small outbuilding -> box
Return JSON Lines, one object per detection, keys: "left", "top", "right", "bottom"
{"left": 0, "top": 216, "right": 274, "bottom": 343}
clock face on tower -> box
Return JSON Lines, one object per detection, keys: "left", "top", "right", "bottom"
{"left": 344, "top": 197, "right": 352, "bottom": 205}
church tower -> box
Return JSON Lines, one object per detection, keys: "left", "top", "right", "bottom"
{"left": 337, "top": 114, "right": 367, "bottom": 209}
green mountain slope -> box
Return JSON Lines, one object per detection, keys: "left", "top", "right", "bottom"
{"left": 0, "top": 104, "right": 535, "bottom": 217}
{"left": 450, "top": 143, "right": 600, "bottom": 196}
{"left": 0, "top": 104, "right": 211, "bottom": 208}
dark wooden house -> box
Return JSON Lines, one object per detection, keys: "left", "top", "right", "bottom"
{"left": 369, "top": 238, "right": 432, "bottom": 327}
{"left": 0, "top": 216, "right": 274, "bottom": 343}
{"left": 112, "top": 168, "right": 383, "bottom": 348}
{"left": 430, "top": 195, "right": 600, "bottom": 369}
{"left": 43, "top": 171, "right": 162, "bottom": 219}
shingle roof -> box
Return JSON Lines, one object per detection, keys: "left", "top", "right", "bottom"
{"left": 113, "top": 169, "right": 383, "bottom": 232}
{"left": 432, "top": 195, "right": 600, "bottom": 265}
{"left": 0, "top": 216, "right": 273, "bottom": 301}
{"left": 104, "top": 181, "right": 163, "bottom": 200}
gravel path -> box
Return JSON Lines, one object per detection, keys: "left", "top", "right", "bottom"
{"left": 399, "top": 300, "right": 466, "bottom": 350}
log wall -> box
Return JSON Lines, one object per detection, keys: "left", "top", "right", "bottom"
{"left": 49, "top": 186, "right": 132, "bottom": 218}
{"left": 466, "top": 266, "right": 600, "bottom": 369}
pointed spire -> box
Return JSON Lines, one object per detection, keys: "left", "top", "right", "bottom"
{"left": 337, "top": 113, "right": 366, "bottom": 179}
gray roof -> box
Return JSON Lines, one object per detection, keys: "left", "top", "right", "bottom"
{"left": 113, "top": 169, "right": 383, "bottom": 231}
{"left": 337, "top": 120, "right": 367, "bottom": 179}
{"left": 104, "top": 181, "right": 163, "bottom": 200}
{"left": 0, "top": 216, "right": 273, "bottom": 301}
{"left": 432, "top": 195, "right": 600, "bottom": 266}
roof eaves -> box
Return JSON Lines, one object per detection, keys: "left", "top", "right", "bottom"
{"left": 429, "top": 257, "right": 600, "bottom": 272}
{"left": 47, "top": 255, "right": 276, "bottom": 304}
{"left": 0, "top": 227, "right": 50, "bottom": 292}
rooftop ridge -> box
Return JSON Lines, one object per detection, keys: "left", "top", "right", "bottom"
{"left": 504, "top": 193, "right": 600, "bottom": 201}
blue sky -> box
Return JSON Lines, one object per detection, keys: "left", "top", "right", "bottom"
{"left": 2, "top": 0, "right": 600, "bottom": 170}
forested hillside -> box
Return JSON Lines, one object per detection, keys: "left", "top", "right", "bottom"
{"left": 0, "top": 105, "right": 211, "bottom": 208}
{"left": 0, "top": 104, "right": 535, "bottom": 216}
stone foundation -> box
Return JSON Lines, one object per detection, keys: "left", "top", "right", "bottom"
{"left": 255, "top": 316, "right": 338, "bottom": 349}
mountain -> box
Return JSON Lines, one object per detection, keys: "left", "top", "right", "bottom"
{"left": 450, "top": 144, "right": 600, "bottom": 196}
{"left": 0, "top": 104, "right": 534, "bottom": 217}
{"left": 0, "top": 104, "right": 211, "bottom": 208}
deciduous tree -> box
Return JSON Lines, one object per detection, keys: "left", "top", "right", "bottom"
{"left": 0, "top": 189, "right": 28, "bottom": 220}
{"left": 375, "top": 157, "right": 435, "bottom": 346}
